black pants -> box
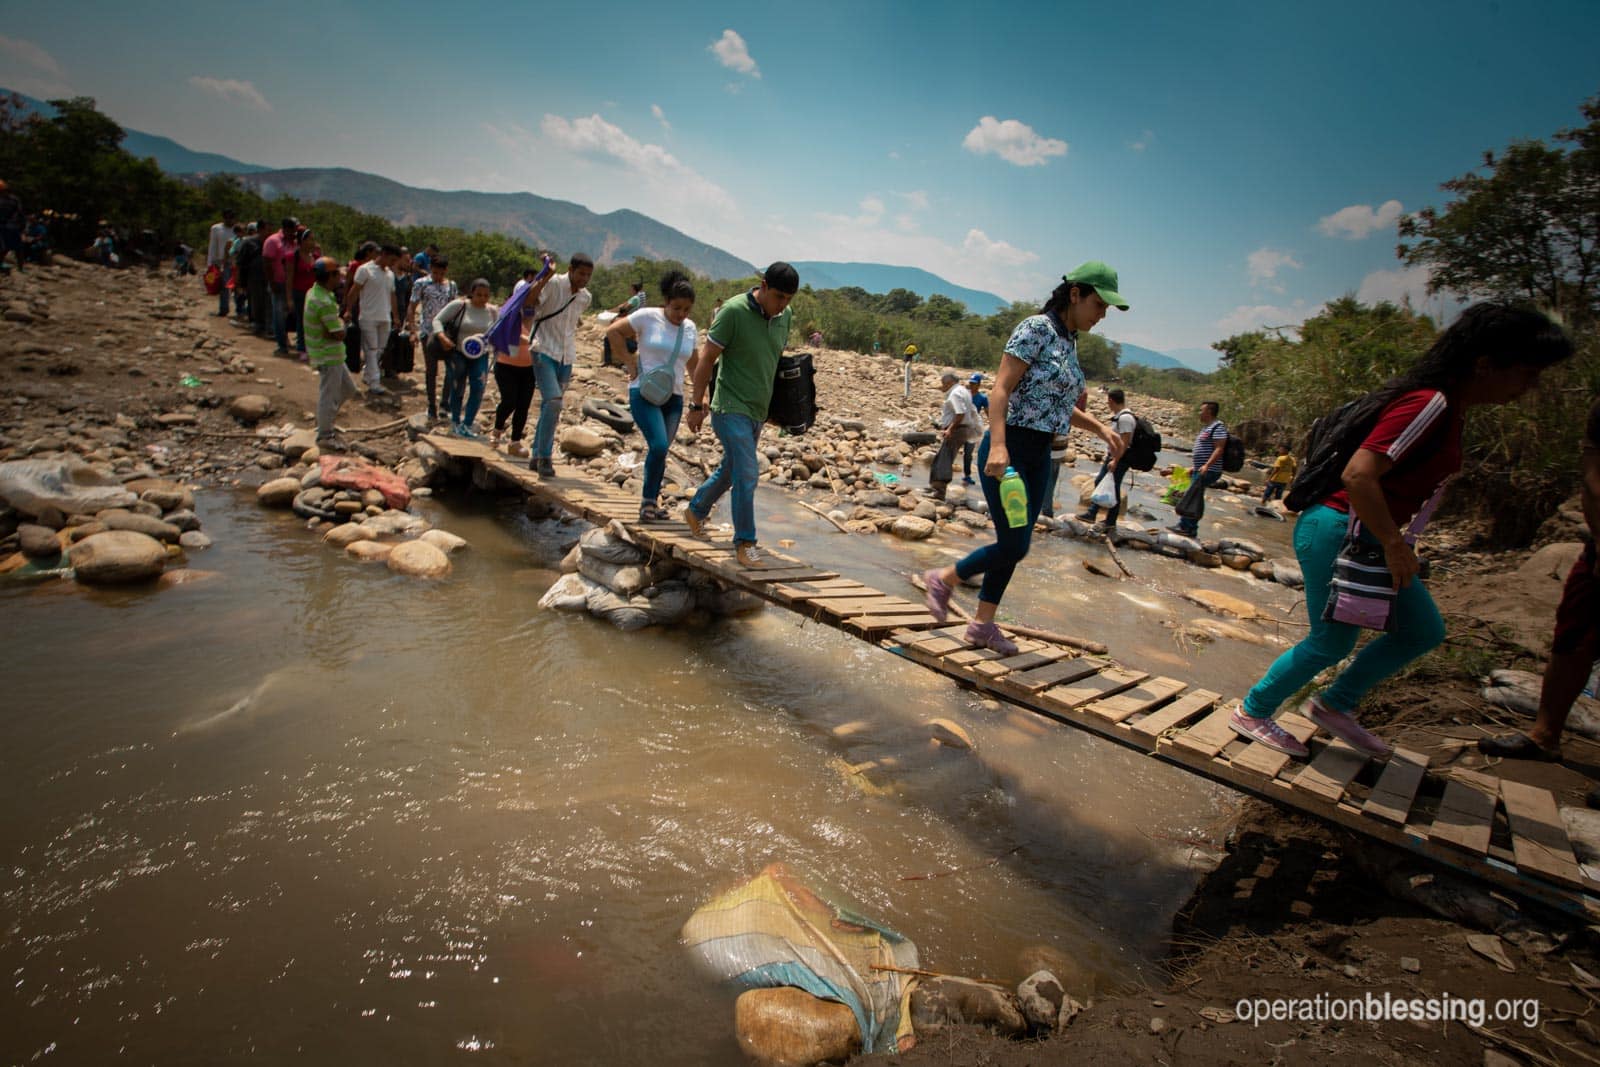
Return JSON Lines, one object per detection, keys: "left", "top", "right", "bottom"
{"left": 423, "top": 339, "right": 443, "bottom": 416}
{"left": 493, "top": 362, "right": 536, "bottom": 441}
{"left": 1082, "top": 458, "right": 1130, "bottom": 524}
{"left": 248, "top": 267, "right": 269, "bottom": 334}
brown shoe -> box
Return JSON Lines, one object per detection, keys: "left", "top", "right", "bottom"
{"left": 682, "top": 506, "right": 706, "bottom": 538}
{"left": 736, "top": 543, "right": 765, "bottom": 569}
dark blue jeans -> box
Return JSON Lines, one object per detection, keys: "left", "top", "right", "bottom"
{"left": 445, "top": 353, "right": 487, "bottom": 427}
{"left": 629, "top": 389, "right": 684, "bottom": 505}
{"left": 955, "top": 426, "right": 1053, "bottom": 607}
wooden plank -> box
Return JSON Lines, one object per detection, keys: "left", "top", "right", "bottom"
{"left": 1228, "top": 712, "right": 1317, "bottom": 782}
{"left": 844, "top": 614, "right": 942, "bottom": 637}
{"left": 1042, "top": 666, "right": 1149, "bottom": 711}
{"left": 1082, "top": 677, "right": 1186, "bottom": 725}
{"left": 1291, "top": 739, "right": 1370, "bottom": 803}
{"left": 1128, "top": 690, "right": 1219, "bottom": 740}
{"left": 1428, "top": 774, "right": 1499, "bottom": 857}
{"left": 1500, "top": 778, "right": 1589, "bottom": 891}
{"left": 971, "top": 645, "right": 1072, "bottom": 679}
{"left": 812, "top": 596, "right": 923, "bottom": 614}
{"left": 1166, "top": 705, "right": 1237, "bottom": 758}
{"left": 1362, "top": 747, "right": 1430, "bottom": 827}
{"left": 739, "top": 567, "right": 840, "bottom": 584}
{"left": 997, "top": 656, "right": 1107, "bottom": 695}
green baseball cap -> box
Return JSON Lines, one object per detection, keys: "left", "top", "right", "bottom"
{"left": 1063, "top": 261, "right": 1129, "bottom": 310}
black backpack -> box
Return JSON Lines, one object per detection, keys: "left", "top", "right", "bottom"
{"left": 1283, "top": 391, "right": 1447, "bottom": 512}
{"left": 1222, "top": 433, "right": 1245, "bottom": 472}
{"left": 1124, "top": 414, "right": 1162, "bottom": 471}
{"left": 767, "top": 351, "right": 817, "bottom": 435}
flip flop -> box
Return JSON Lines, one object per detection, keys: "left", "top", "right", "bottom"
{"left": 1476, "top": 732, "right": 1563, "bottom": 762}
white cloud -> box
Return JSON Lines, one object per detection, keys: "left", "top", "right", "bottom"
{"left": 1317, "top": 199, "right": 1403, "bottom": 240}
{"left": 961, "top": 116, "right": 1067, "bottom": 167}
{"left": 709, "top": 29, "right": 760, "bottom": 78}
{"left": 0, "top": 35, "right": 70, "bottom": 97}
{"left": 188, "top": 76, "right": 271, "bottom": 113}
{"left": 896, "top": 189, "right": 930, "bottom": 211}
{"left": 962, "top": 228, "right": 1038, "bottom": 269}
{"left": 1214, "top": 300, "right": 1319, "bottom": 337}
{"left": 650, "top": 103, "right": 669, "bottom": 131}
{"left": 895, "top": 214, "right": 918, "bottom": 232}
{"left": 887, "top": 149, "right": 901, "bottom": 160}
{"left": 1356, "top": 263, "right": 1436, "bottom": 307}
{"left": 1128, "top": 129, "right": 1154, "bottom": 152}
{"left": 1247, "top": 247, "right": 1301, "bottom": 291}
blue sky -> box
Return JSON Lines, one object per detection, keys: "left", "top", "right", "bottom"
{"left": 2, "top": 1, "right": 1598, "bottom": 357}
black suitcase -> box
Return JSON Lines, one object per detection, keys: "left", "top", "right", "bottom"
{"left": 767, "top": 351, "right": 817, "bottom": 435}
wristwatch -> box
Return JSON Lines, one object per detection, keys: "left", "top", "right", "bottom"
{"left": 687, "top": 401, "right": 704, "bottom": 412}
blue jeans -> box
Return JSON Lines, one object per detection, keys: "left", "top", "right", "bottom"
{"left": 1175, "top": 468, "right": 1223, "bottom": 535}
{"left": 629, "top": 389, "right": 684, "bottom": 505}
{"left": 689, "top": 412, "right": 761, "bottom": 545}
{"left": 956, "top": 427, "right": 1053, "bottom": 606}
{"left": 271, "top": 288, "right": 291, "bottom": 351}
{"left": 445, "top": 353, "right": 487, "bottom": 427}
{"left": 532, "top": 354, "right": 572, "bottom": 459}
{"left": 1243, "top": 504, "right": 1445, "bottom": 719}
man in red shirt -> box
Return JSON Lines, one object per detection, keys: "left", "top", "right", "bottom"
{"left": 261, "top": 217, "right": 299, "bottom": 355}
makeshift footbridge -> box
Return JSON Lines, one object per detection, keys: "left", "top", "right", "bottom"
{"left": 425, "top": 432, "right": 1600, "bottom": 921}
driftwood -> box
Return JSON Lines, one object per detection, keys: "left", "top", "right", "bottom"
{"left": 797, "top": 498, "right": 852, "bottom": 534}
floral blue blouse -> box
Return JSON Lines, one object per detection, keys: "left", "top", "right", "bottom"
{"left": 1002, "top": 313, "right": 1085, "bottom": 435}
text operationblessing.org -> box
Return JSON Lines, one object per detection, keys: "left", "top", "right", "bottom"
{"left": 1234, "top": 992, "right": 1539, "bottom": 1029}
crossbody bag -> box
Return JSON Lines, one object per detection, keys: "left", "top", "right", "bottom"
{"left": 637, "top": 323, "right": 685, "bottom": 407}
{"left": 1323, "top": 483, "right": 1445, "bottom": 632}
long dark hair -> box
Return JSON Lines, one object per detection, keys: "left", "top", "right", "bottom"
{"left": 660, "top": 270, "right": 695, "bottom": 303}
{"left": 1041, "top": 279, "right": 1095, "bottom": 318}
{"left": 1378, "top": 302, "right": 1572, "bottom": 406}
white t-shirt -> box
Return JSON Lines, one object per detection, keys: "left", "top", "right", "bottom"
{"left": 1111, "top": 409, "right": 1136, "bottom": 438}
{"left": 628, "top": 308, "right": 697, "bottom": 397}
{"left": 353, "top": 261, "right": 395, "bottom": 323}
{"left": 530, "top": 273, "right": 593, "bottom": 365}
{"left": 940, "top": 384, "right": 981, "bottom": 441}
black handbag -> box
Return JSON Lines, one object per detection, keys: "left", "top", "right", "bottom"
{"left": 382, "top": 329, "right": 414, "bottom": 374}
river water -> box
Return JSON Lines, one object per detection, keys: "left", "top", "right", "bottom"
{"left": 1, "top": 453, "right": 1297, "bottom": 1064}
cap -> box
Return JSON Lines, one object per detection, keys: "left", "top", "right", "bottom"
{"left": 1063, "top": 261, "right": 1129, "bottom": 310}
{"left": 968, "top": 372, "right": 982, "bottom": 384}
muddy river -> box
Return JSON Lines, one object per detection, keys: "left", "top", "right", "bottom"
{"left": 1, "top": 455, "right": 1298, "bottom": 1064}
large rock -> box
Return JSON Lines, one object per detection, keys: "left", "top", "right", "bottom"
{"left": 257, "top": 477, "right": 302, "bottom": 508}
{"left": 387, "top": 539, "right": 451, "bottom": 578}
{"left": 178, "top": 530, "right": 212, "bottom": 551}
{"left": 419, "top": 529, "right": 468, "bottom": 554}
{"left": 319, "top": 454, "right": 411, "bottom": 510}
{"left": 733, "top": 988, "right": 861, "bottom": 1067}
{"left": 282, "top": 429, "right": 318, "bottom": 463}
{"left": 68, "top": 530, "right": 166, "bottom": 584}
{"left": 560, "top": 426, "right": 607, "bottom": 458}
{"left": 890, "top": 515, "right": 935, "bottom": 541}
{"left": 321, "top": 523, "right": 375, "bottom": 548}
{"left": 346, "top": 540, "right": 394, "bottom": 563}
{"left": 98, "top": 510, "right": 181, "bottom": 543}
{"left": 363, "top": 510, "right": 429, "bottom": 537}
{"left": 0, "top": 457, "right": 137, "bottom": 518}
{"left": 228, "top": 394, "right": 273, "bottom": 423}
{"left": 18, "top": 523, "right": 61, "bottom": 559}
{"left": 1270, "top": 560, "right": 1305, "bottom": 588}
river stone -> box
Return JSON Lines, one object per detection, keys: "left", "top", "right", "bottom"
{"left": 912, "top": 499, "right": 938, "bottom": 520}
{"left": 1271, "top": 560, "right": 1305, "bottom": 588}
{"left": 734, "top": 988, "right": 861, "bottom": 1067}
{"left": 364, "top": 510, "right": 429, "bottom": 537}
{"left": 178, "top": 530, "right": 212, "bottom": 551}
{"left": 128, "top": 478, "right": 194, "bottom": 512}
{"left": 18, "top": 523, "right": 60, "bottom": 558}
{"left": 1187, "top": 548, "right": 1222, "bottom": 568}
{"left": 1184, "top": 588, "right": 1264, "bottom": 620}
{"left": 162, "top": 508, "right": 201, "bottom": 532}
{"left": 911, "top": 977, "right": 1026, "bottom": 1036}
{"left": 1250, "top": 560, "right": 1276, "bottom": 580}
{"left": 322, "top": 523, "right": 374, "bottom": 548}
{"left": 283, "top": 429, "right": 318, "bottom": 462}
{"left": 229, "top": 394, "right": 273, "bottom": 423}
{"left": 68, "top": 521, "right": 107, "bottom": 542}
{"left": 560, "top": 426, "right": 607, "bottom": 458}
{"left": 99, "top": 510, "right": 181, "bottom": 543}
{"left": 419, "top": 529, "right": 468, "bottom": 554}
{"left": 1220, "top": 552, "right": 1253, "bottom": 570}
{"left": 891, "top": 515, "right": 935, "bottom": 541}
{"left": 1017, "top": 970, "right": 1066, "bottom": 1031}
{"left": 1219, "top": 537, "right": 1267, "bottom": 560}
{"left": 69, "top": 530, "right": 166, "bottom": 584}
{"left": 156, "top": 412, "right": 197, "bottom": 427}
{"left": 346, "top": 540, "right": 394, "bottom": 563}
{"left": 387, "top": 539, "right": 451, "bottom": 579}
{"left": 257, "top": 477, "right": 302, "bottom": 508}
{"left": 928, "top": 717, "right": 974, "bottom": 749}
{"left": 333, "top": 499, "right": 365, "bottom": 517}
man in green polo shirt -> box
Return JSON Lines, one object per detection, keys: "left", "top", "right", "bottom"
{"left": 682, "top": 262, "right": 799, "bottom": 569}
{"left": 305, "top": 256, "right": 359, "bottom": 451}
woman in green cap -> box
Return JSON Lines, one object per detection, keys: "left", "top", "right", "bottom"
{"left": 923, "top": 262, "right": 1128, "bottom": 653}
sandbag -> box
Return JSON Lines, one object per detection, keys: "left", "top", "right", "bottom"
{"left": 586, "top": 581, "right": 694, "bottom": 631}
{"left": 579, "top": 554, "right": 680, "bottom": 597}
{"left": 538, "top": 572, "right": 599, "bottom": 612}
{"left": 579, "top": 526, "right": 646, "bottom": 566}
{"left": 0, "top": 457, "right": 138, "bottom": 517}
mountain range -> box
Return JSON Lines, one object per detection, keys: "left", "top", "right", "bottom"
{"left": 789, "top": 261, "right": 1008, "bottom": 316}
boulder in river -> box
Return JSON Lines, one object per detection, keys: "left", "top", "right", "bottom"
{"left": 18, "top": 523, "right": 61, "bottom": 559}
{"left": 387, "top": 539, "right": 451, "bottom": 578}
{"left": 890, "top": 515, "right": 935, "bottom": 541}
{"left": 734, "top": 988, "right": 862, "bottom": 1067}
{"left": 321, "top": 523, "right": 375, "bottom": 548}
{"left": 256, "top": 477, "right": 302, "bottom": 508}
{"left": 126, "top": 478, "right": 194, "bottom": 512}
{"left": 98, "top": 510, "right": 181, "bottom": 543}
{"left": 69, "top": 530, "right": 167, "bottom": 584}
{"left": 178, "top": 530, "right": 212, "bottom": 551}
{"left": 419, "top": 529, "right": 468, "bottom": 554}
{"left": 345, "top": 540, "right": 394, "bottom": 563}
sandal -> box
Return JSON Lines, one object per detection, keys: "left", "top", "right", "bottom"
{"left": 1477, "top": 732, "right": 1563, "bottom": 762}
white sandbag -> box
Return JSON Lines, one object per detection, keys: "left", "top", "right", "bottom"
{"left": 539, "top": 572, "right": 600, "bottom": 612}
{"left": 579, "top": 526, "right": 645, "bottom": 566}
{"left": 587, "top": 581, "right": 695, "bottom": 631}
{"left": 579, "top": 554, "right": 680, "bottom": 596}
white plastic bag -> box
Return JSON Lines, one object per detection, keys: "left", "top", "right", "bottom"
{"left": 1091, "top": 472, "right": 1118, "bottom": 508}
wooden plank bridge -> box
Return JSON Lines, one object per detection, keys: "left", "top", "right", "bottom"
{"left": 425, "top": 432, "right": 1600, "bottom": 921}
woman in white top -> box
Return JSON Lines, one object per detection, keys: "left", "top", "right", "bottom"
{"left": 431, "top": 278, "right": 499, "bottom": 438}
{"left": 604, "top": 271, "right": 698, "bottom": 520}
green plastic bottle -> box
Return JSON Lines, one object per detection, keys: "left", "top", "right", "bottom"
{"left": 999, "top": 466, "right": 1028, "bottom": 528}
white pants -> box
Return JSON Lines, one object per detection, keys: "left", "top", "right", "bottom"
{"left": 359, "top": 319, "right": 391, "bottom": 387}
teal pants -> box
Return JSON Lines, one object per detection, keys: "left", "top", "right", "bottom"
{"left": 1242, "top": 504, "right": 1445, "bottom": 719}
